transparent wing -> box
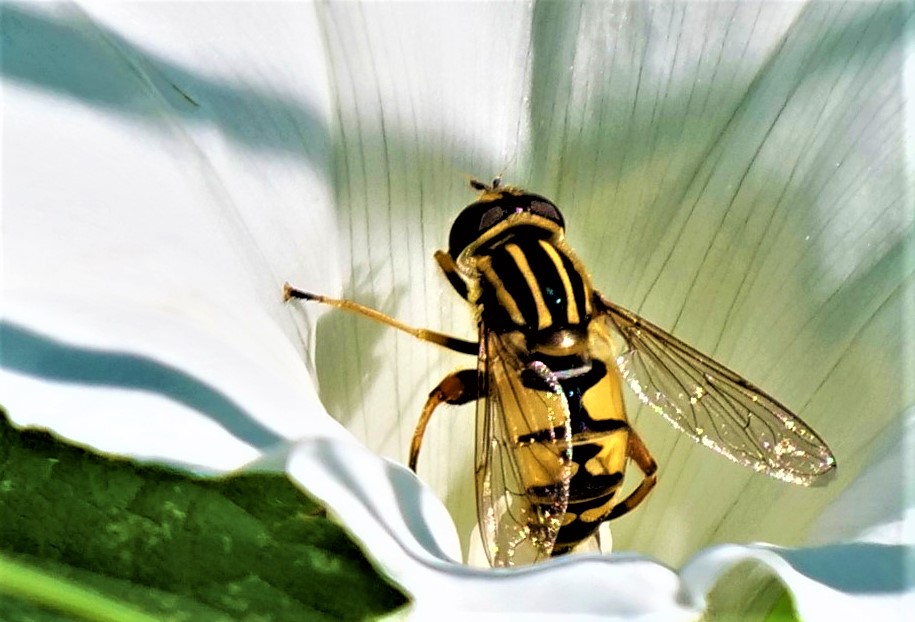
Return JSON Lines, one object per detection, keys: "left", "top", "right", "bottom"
{"left": 595, "top": 294, "right": 836, "bottom": 485}
{"left": 475, "top": 328, "right": 574, "bottom": 567}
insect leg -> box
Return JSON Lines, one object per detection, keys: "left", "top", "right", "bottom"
{"left": 410, "top": 369, "right": 481, "bottom": 472}
{"left": 433, "top": 250, "right": 471, "bottom": 301}
{"left": 606, "top": 429, "right": 658, "bottom": 521}
{"left": 284, "top": 283, "right": 478, "bottom": 355}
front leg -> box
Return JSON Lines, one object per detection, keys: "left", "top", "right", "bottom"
{"left": 434, "top": 250, "right": 471, "bottom": 301}
{"left": 284, "top": 283, "right": 477, "bottom": 355}
{"left": 410, "top": 369, "right": 482, "bottom": 471}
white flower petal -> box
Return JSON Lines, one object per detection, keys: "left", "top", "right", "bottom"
{"left": 307, "top": 0, "right": 913, "bottom": 571}
{"left": 276, "top": 440, "right": 695, "bottom": 620}
{"left": 3, "top": 2, "right": 912, "bottom": 620}
{"left": 2, "top": 2, "right": 343, "bottom": 467}
{"left": 810, "top": 406, "right": 915, "bottom": 547}
{"left": 682, "top": 543, "right": 915, "bottom": 622}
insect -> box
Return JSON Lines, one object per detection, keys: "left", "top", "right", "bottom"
{"left": 284, "top": 178, "right": 837, "bottom": 567}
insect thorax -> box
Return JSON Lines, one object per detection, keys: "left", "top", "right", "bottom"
{"left": 470, "top": 234, "right": 594, "bottom": 337}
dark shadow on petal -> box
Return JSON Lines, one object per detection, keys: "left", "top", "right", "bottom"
{"left": 1, "top": 4, "right": 329, "bottom": 167}
{"left": 781, "top": 543, "right": 914, "bottom": 593}
{"left": 311, "top": 268, "right": 412, "bottom": 431}
{"left": 0, "top": 322, "right": 283, "bottom": 448}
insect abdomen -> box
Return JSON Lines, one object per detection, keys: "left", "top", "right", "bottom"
{"left": 517, "top": 353, "right": 630, "bottom": 555}
{"left": 476, "top": 238, "right": 592, "bottom": 332}
{"left": 552, "top": 358, "right": 630, "bottom": 554}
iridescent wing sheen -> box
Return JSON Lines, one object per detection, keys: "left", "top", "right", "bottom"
{"left": 595, "top": 294, "right": 836, "bottom": 485}
{"left": 475, "top": 327, "right": 574, "bottom": 567}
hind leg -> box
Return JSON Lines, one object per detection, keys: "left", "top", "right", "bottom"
{"left": 410, "top": 369, "right": 481, "bottom": 471}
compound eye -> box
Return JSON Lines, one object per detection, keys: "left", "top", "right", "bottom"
{"left": 478, "top": 205, "right": 509, "bottom": 230}
{"left": 448, "top": 192, "right": 565, "bottom": 258}
{"left": 478, "top": 200, "right": 561, "bottom": 231}
{"left": 528, "top": 200, "right": 562, "bottom": 225}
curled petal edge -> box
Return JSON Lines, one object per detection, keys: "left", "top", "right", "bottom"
{"left": 261, "top": 438, "right": 913, "bottom": 619}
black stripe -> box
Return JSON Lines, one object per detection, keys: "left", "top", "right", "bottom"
{"left": 525, "top": 445, "right": 624, "bottom": 502}
{"left": 567, "top": 442, "right": 624, "bottom": 501}
{"left": 567, "top": 471, "right": 623, "bottom": 501}
{"left": 487, "top": 247, "right": 538, "bottom": 328}
{"left": 515, "top": 426, "right": 569, "bottom": 446}
{"left": 578, "top": 418, "right": 629, "bottom": 434}
{"left": 561, "top": 361, "right": 630, "bottom": 435}
{"left": 526, "top": 482, "right": 570, "bottom": 502}
{"left": 519, "top": 366, "right": 555, "bottom": 391}
{"left": 554, "top": 518, "right": 600, "bottom": 546}
{"left": 514, "top": 360, "right": 630, "bottom": 441}
{"left": 528, "top": 479, "right": 619, "bottom": 511}
{"left": 552, "top": 484, "right": 621, "bottom": 546}
{"left": 521, "top": 242, "right": 567, "bottom": 324}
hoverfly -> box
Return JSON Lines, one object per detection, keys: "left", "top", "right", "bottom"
{"left": 284, "top": 178, "right": 836, "bottom": 567}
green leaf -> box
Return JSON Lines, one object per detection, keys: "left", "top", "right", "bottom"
{"left": 0, "top": 409, "right": 409, "bottom": 621}
{"left": 761, "top": 592, "right": 801, "bottom": 622}
{"left": 703, "top": 561, "right": 801, "bottom": 622}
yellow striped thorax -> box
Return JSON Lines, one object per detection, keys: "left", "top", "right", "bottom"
{"left": 448, "top": 186, "right": 594, "bottom": 334}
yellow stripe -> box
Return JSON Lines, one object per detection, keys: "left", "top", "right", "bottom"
{"left": 478, "top": 256, "right": 526, "bottom": 326}
{"left": 538, "top": 240, "right": 580, "bottom": 325}
{"left": 505, "top": 243, "right": 552, "bottom": 330}
{"left": 580, "top": 497, "right": 616, "bottom": 523}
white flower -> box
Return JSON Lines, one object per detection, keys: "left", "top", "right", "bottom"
{"left": 2, "top": 2, "right": 912, "bottom": 619}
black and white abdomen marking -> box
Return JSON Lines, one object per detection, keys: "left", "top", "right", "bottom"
{"left": 475, "top": 238, "right": 593, "bottom": 333}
